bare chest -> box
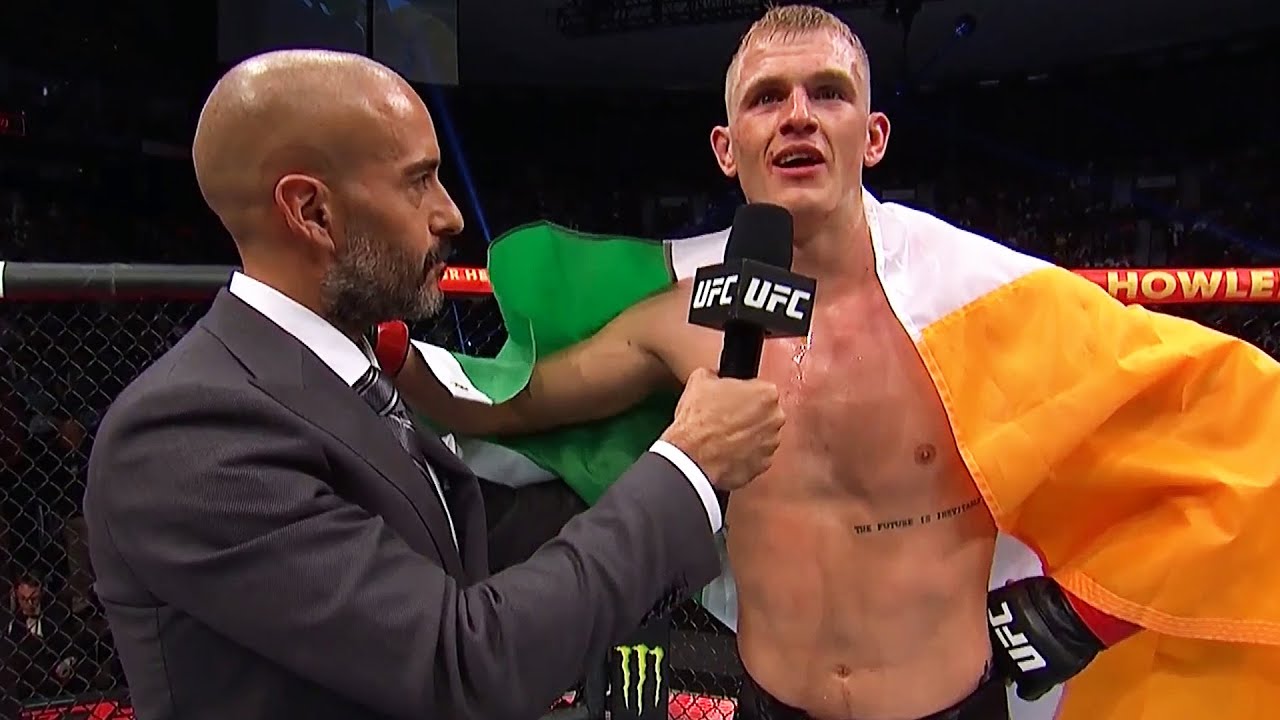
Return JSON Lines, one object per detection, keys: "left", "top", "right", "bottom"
{"left": 668, "top": 286, "right": 973, "bottom": 506}
{"left": 766, "top": 302, "right": 962, "bottom": 497}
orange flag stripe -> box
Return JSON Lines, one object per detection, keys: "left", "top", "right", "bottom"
{"left": 916, "top": 265, "right": 1280, "bottom": 719}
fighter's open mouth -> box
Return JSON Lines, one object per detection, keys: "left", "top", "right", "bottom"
{"left": 773, "top": 150, "right": 824, "bottom": 168}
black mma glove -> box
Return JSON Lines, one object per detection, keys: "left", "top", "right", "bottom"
{"left": 987, "top": 576, "right": 1105, "bottom": 702}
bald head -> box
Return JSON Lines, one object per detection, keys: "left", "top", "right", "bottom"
{"left": 192, "top": 49, "right": 418, "bottom": 243}
{"left": 193, "top": 49, "right": 463, "bottom": 336}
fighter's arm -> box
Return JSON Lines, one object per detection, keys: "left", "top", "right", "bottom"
{"left": 386, "top": 287, "right": 685, "bottom": 437}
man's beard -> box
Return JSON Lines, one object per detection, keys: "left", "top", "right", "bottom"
{"left": 319, "top": 227, "right": 445, "bottom": 335}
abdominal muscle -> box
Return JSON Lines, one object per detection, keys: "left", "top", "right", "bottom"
{"left": 729, "top": 479, "right": 997, "bottom": 720}
{"left": 725, "top": 341, "right": 998, "bottom": 718}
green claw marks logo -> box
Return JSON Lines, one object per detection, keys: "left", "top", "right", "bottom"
{"left": 614, "top": 643, "right": 666, "bottom": 710}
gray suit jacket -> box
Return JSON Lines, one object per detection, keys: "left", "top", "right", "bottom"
{"left": 83, "top": 290, "right": 721, "bottom": 720}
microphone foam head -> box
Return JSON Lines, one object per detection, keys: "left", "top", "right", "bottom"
{"left": 725, "top": 203, "right": 794, "bottom": 269}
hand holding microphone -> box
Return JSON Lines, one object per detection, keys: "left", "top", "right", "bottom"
{"left": 661, "top": 367, "right": 784, "bottom": 491}
{"left": 660, "top": 204, "right": 817, "bottom": 492}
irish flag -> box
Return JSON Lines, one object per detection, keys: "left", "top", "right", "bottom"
{"left": 417, "top": 190, "right": 1280, "bottom": 720}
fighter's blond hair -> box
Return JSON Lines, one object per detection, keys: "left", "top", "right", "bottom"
{"left": 723, "top": 4, "right": 871, "bottom": 117}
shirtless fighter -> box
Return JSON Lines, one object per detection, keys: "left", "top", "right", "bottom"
{"left": 375, "top": 6, "right": 1136, "bottom": 719}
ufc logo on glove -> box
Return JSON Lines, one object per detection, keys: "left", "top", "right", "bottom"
{"left": 988, "top": 601, "right": 1048, "bottom": 672}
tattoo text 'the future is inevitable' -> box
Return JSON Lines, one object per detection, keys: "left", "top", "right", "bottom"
{"left": 852, "top": 497, "right": 982, "bottom": 536}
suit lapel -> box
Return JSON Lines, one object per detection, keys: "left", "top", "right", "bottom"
{"left": 412, "top": 408, "right": 489, "bottom": 579}
{"left": 458, "top": 480, "right": 489, "bottom": 579}
{"left": 201, "top": 291, "right": 466, "bottom": 577}
{"left": 417, "top": 430, "right": 473, "bottom": 480}
{"left": 435, "top": 460, "right": 488, "bottom": 580}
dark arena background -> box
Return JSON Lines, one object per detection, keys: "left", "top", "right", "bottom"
{"left": 0, "top": 1, "right": 1278, "bottom": 718}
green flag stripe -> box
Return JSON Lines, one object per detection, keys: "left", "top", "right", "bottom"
{"left": 439, "top": 222, "right": 675, "bottom": 503}
{"left": 423, "top": 220, "right": 739, "bottom": 628}
{"left": 426, "top": 221, "right": 733, "bottom": 503}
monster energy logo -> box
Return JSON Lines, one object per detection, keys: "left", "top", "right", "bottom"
{"left": 614, "top": 643, "right": 665, "bottom": 710}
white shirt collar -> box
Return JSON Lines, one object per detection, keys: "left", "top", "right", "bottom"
{"left": 228, "top": 272, "right": 372, "bottom": 386}
{"left": 229, "top": 273, "right": 462, "bottom": 546}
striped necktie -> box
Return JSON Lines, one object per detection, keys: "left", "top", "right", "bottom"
{"left": 353, "top": 364, "right": 457, "bottom": 546}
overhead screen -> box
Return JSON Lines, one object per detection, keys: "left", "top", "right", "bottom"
{"left": 217, "top": 0, "right": 458, "bottom": 86}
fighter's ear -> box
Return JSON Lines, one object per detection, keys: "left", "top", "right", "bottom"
{"left": 275, "top": 174, "right": 336, "bottom": 254}
{"left": 710, "top": 125, "right": 737, "bottom": 178}
{"left": 864, "top": 111, "right": 891, "bottom": 169}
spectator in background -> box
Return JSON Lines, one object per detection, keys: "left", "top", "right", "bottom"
{"left": 1, "top": 575, "right": 75, "bottom": 708}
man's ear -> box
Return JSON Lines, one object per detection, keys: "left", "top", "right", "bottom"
{"left": 710, "top": 125, "right": 737, "bottom": 178}
{"left": 274, "top": 174, "right": 336, "bottom": 254}
{"left": 863, "top": 111, "right": 891, "bottom": 168}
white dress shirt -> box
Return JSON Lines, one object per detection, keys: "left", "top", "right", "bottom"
{"left": 228, "top": 272, "right": 722, "bottom": 535}
{"left": 228, "top": 272, "right": 459, "bottom": 547}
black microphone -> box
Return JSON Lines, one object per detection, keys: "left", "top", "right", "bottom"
{"left": 687, "top": 204, "right": 817, "bottom": 379}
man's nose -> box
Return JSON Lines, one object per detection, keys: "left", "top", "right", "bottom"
{"left": 431, "top": 185, "right": 465, "bottom": 238}
{"left": 780, "top": 91, "right": 818, "bottom": 136}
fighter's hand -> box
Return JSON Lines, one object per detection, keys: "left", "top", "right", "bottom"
{"left": 659, "top": 367, "right": 784, "bottom": 491}
{"left": 987, "top": 577, "right": 1106, "bottom": 701}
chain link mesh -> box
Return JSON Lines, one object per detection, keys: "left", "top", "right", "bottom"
{"left": 667, "top": 603, "right": 740, "bottom": 719}
{"left": 0, "top": 294, "right": 504, "bottom": 718}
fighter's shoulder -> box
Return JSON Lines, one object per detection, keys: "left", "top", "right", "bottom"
{"left": 875, "top": 200, "right": 1057, "bottom": 295}
{"left": 879, "top": 200, "right": 1050, "bottom": 271}
{"left": 871, "top": 200, "right": 1071, "bottom": 331}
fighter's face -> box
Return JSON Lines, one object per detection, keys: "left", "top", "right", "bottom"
{"left": 320, "top": 87, "right": 463, "bottom": 332}
{"left": 711, "top": 30, "right": 889, "bottom": 225}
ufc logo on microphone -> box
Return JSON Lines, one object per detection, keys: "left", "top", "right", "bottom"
{"left": 686, "top": 259, "right": 816, "bottom": 339}
{"left": 691, "top": 274, "right": 739, "bottom": 309}
{"left": 988, "top": 602, "right": 1048, "bottom": 672}
{"left": 742, "top": 278, "right": 811, "bottom": 320}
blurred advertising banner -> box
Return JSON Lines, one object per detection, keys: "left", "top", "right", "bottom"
{"left": 217, "top": 0, "right": 457, "bottom": 86}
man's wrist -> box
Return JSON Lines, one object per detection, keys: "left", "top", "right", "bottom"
{"left": 649, "top": 439, "right": 723, "bottom": 533}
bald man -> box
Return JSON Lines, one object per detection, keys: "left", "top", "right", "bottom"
{"left": 83, "top": 50, "right": 784, "bottom": 720}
